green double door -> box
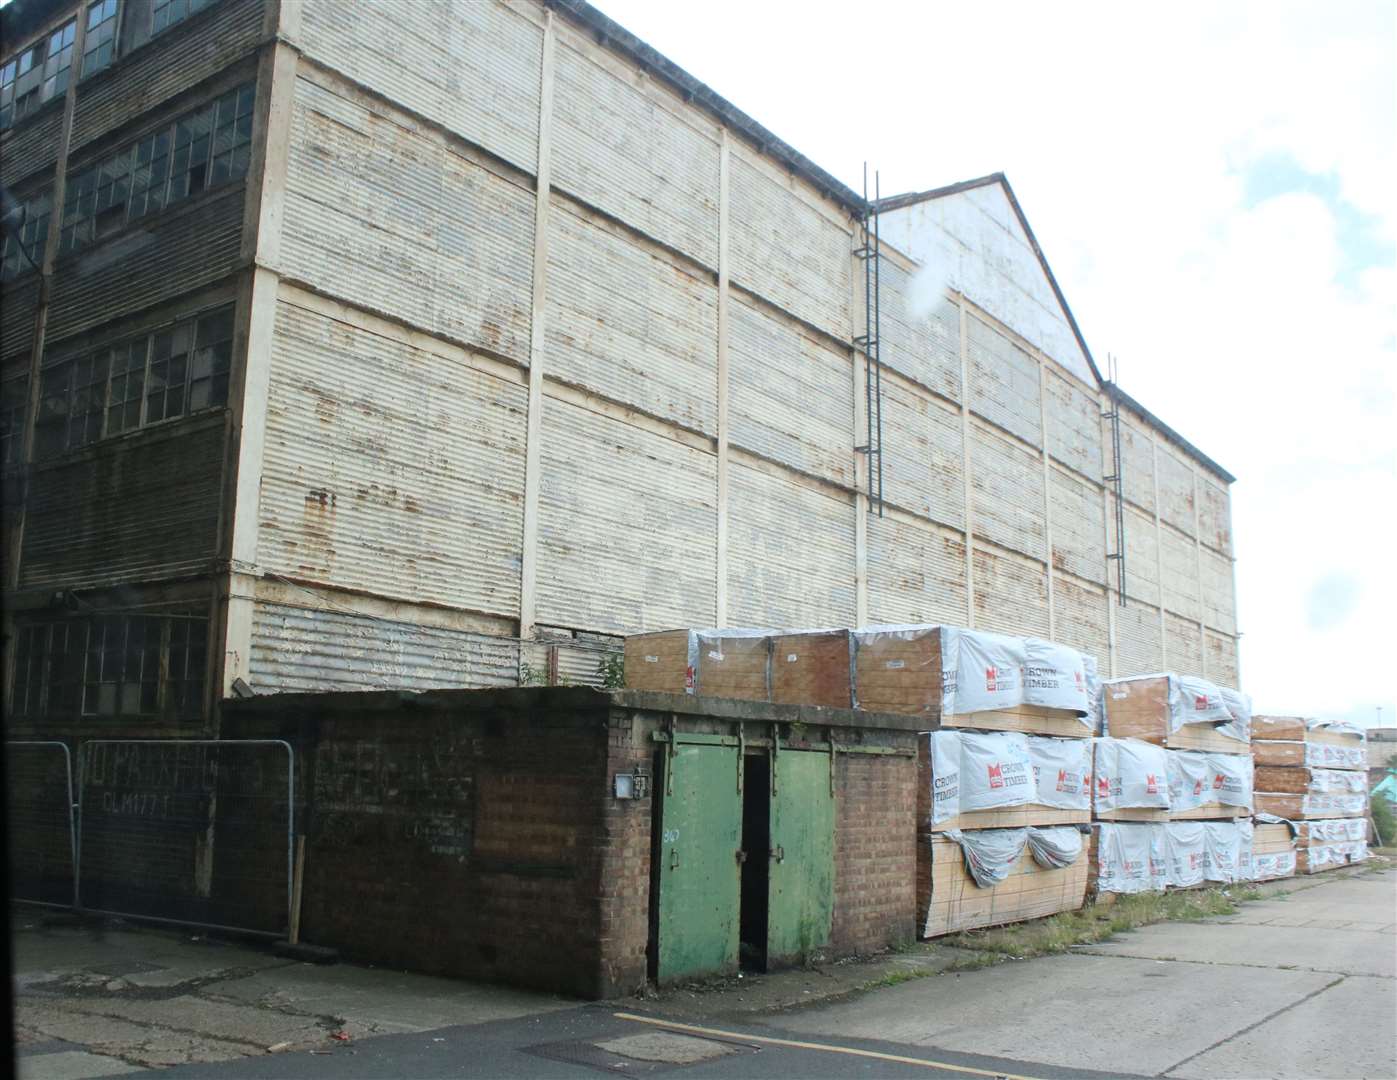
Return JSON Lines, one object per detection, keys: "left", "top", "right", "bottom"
{"left": 655, "top": 738, "right": 834, "bottom": 983}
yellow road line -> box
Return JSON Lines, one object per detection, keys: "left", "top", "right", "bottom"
{"left": 612, "top": 1011, "right": 1044, "bottom": 1079}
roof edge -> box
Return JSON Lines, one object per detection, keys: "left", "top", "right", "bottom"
{"left": 549, "top": 1, "right": 864, "bottom": 216}
{"left": 1107, "top": 382, "right": 1236, "bottom": 484}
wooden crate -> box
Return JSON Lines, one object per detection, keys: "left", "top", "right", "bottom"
{"left": 1250, "top": 738, "right": 1367, "bottom": 771}
{"left": 1252, "top": 716, "right": 1361, "bottom": 744}
{"left": 1296, "top": 842, "right": 1368, "bottom": 875}
{"left": 1102, "top": 675, "right": 1245, "bottom": 751}
{"left": 917, "top": 834, "right": 1088, "bottom": 938}
{"left": 1252, "top": 822, "right": 1294, "bottom": 855}
{"left": 1253, "top": 766, "right": 1360, "bottom": 795}
{"left": 623, "top": 630, "right": 770, "bottom": 701}
{"left": 1253, "top": 793, "right": 1365, "bottom": 819}
{"left": 916, "top": 742, "right": 1089, "bottom": 831}
{"left": 770, "top": 630, "right": 853, "bottom": 708}
{"left": 852, "top": 628, "right": 945, "bottom": 716}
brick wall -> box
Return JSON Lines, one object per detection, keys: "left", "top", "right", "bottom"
{"left": 830, "top": 748, "right": 918, "bottom": 954}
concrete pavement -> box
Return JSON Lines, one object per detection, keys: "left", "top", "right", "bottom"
{"left": 12, "top": 861, "right": 1396, "bottom": 1079}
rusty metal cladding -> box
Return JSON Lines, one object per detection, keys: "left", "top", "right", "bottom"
{"left": 726, "top": 462, "right": 855, "bottom": 629}
{"left": 866, "top": 516, "right": 967, "bottom": 626}
{"left": 1158, "top": 526, "right": 1200, "bottom": 621}
{"left": 257, "top": 300, "right": 527, "bottom": 618}
{"left": 1052, "top": 575, "right": 1110, "bottom": 662}
{"left": 972, "top": 546, "right": 1049, "bottom": 638}
{"left": 1199, "top": 549, "right": 1237, "bottom": 635}
{"left": 551, "top": 37, "right": 720, "bottom": 266}
{"left": 1155, "top": 446, "right": 1197, "bottom": 536}
{"left": 877, "top": 379, "right": 962, "bottom": 528}
{"left": 545, "top": 203, "right": 718, "bottom": 435}
{"left": 1197, "top": 477, "right": 1233, "bottom": 556}
{"left": 967, "top": 315, "right": 1041, "bottom": 448}
{"left": 297, "top": 0, "right": 543, "bottom": 173}
{"left": 1165, "top": 611, "right": 1204, "bottom": 678}
{"left": 1115, "top": 600, "right": 1164, "bottom": 676}
{"left": 535, "top": 396, "right": 717, "bottom": 634}
{"left": 280, "top": 76, "right": 535, "bottom": 364}
{"left": 1044, "top": 368, "right": 1102, "bottom": 480}
{"left": 248, "top": 602, "right": 519, "bottom": 693}
{"left": 1049, "top": 468, "right": 1106, "bottom": 585}
{"left": 727, "top": 297, "right": 854, "bottom": 486}
{"left": 0, "top": 108, "right": 61, "bottom": 189}
{"left": 877, "top": 259, "right": 961, "bottom": 402}
{"left": 970, "top": 423, "right": 1045, "bottom": 561}
{"left": 1204, "top": 629, "right": 1240, "bottom": 688}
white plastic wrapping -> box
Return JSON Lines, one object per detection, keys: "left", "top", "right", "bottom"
{"left": 945, "top": 827, "right": 1028, "bottom": 888}
{"left": 1028, "top": 737, "right": 1092, "bottom": 810}
{"left": 1021, "top": 638, "right": 1090, "bottom": 714}
{"left": 1026, "top": 825, "right": 1084, "bottom": 869}
{"left": 943, "top": 627, "right": 1027, "bottom": 715}
{"left": 1251, "top": 850, "right": 1297, "bottom": 881}
{"left": 1167, "top": 751, "right": 1211, "bottom": 813}
{"left": 1294, "top": 793, "right": 1368, "bottom": 816}
{"left": 1202, "top": 820, "right": 1247, "bottom": 883}
{"left": 1208, "top": 752, "right": 1253, "bottom": 809}
{"left": 926, "top": 731, "right": 962, "bottom": 826}
{"left": 1305, "top": 840, "right": 1368, "bottom": 870}
{"left": 958, "top": 731, "right": 1035, "bottom": 811}
{"left": 1218, "top": 686, "right": 1252, "bottom": 745}
{"left": 1094, "top": 823, "right": 1161, "bottom": 894}
{"left": 1172, "top": 674, "right": 1233, "bottom": 729}
{"left": 1082, "top": 654, "right": 1104, "bottom": 734}
{"left": 1305, "top": 769, "right": 1368, "bottom": 795}
{"left": 675, "top": 628, "right": 775, "bottom": 693}
{"left": 1301, "top": 742, "right": 1367, "bottom": 769}
{"left": 1303, "top": 818, "right": 1368, "bottom": 843}
{"left": 1095, "top": 737, "right": 1171, "bottom": 812}
{"left": 1166, "top": 822, "right": 1207, "bottom": 888}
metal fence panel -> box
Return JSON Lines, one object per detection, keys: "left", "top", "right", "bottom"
{"left": 76, "top": 739, "right": 294, "bottom": 937}
{"left": 6, "top": 741, "right": 77, "bottom": 907}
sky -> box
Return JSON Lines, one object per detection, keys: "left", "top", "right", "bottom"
{"left": 596, "top": 0, "right": 1396, "bottom": 729}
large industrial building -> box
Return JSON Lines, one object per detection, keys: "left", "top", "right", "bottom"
{"left": 1, "top": 0, "right": 1239, "bottom": 741}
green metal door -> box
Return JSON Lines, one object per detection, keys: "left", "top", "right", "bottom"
{"left": 656, "top": 740, "right": 742, "bottom": 983}
{"left": 767, "top": 748, "right": 834, "bottom": 965}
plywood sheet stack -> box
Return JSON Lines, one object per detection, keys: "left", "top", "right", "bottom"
{"left": 1251, "top": 716, "right": 1368, "bottom": 875}
{"left": 623, "top": 629, "right": 774, "bottom": 700}
{"left": 1092, "top": 675, "right": 1256, "bottom": 895}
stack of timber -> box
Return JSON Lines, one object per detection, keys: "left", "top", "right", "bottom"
{"left": 1250, "top": 819, "right": 1297, "bottom": 881}
{"left": 1251, "top": 716, "right": 1368, "bottom": 876}
{"left": 623, "top": 629, "right": 773, "bottom": 700}
{"left": 1089, "top": 819, "right": 1256, "bottom": 897}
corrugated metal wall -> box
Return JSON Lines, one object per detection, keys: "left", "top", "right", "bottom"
{"left": 866, "top": 516, "right": 967, "bottom": 626}
{"left": 249, "top": 601, "right": 518, "bottom": 693}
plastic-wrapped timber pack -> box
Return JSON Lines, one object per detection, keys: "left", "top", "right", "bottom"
{"left": 918, "top": 824, "right": 1089, "bottom": 937}
{"left": 1251, "top": 716, "right": 1368, "bottom": 770}
{"left": 1294, "top": 818, "right": 1369, "bottom": 874}
{"left": 622, "top": 628, "right": 776, "bottom": 699}
{"left": 1167, "top": 750, "right": 1253, "bottom": 819}
{"left": 1101, "top": 673, "right": 1251, "bottom": 752}
{"left": 1091, "top": 820, "right": 1256, "bottom": 895}
{"left": 1250, "top": 814, "right": 1298, "bottom": 882}
{"left": 921, "top": 731, "right": 1091, "bottom": 830}
{"left": 1252, "top": 766, "right": 1367, "bottom": 819}
{"left": 1093, "top": 737, "right": 1172, "bottom": 821}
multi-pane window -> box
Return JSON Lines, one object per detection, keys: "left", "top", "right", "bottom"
{"left": 0, "top": 17, "right": 76, "bottom": 130}
{"left": 1, "top": 375, "right": 30, "bottom": 465}
{"left": 82, "top": 0, "right": 121, "bottom": 79}
{"left": 10, "top": 614, "right": 207, "bottom": 720}
{"left": 35, "top": 304, "right": 234, "bottom": 457}
{"left": 0, "top": 189, "right": 52, "bottom": 281}
{"left": 152, "top": 0, "right": 218, "bottom": 36}
{"left": 59, "top": 83, "right": 254, "bottom": 255}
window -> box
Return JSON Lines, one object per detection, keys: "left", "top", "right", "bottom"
{"left": 10, "top": 613, "right": 207, "bottom": 720}
{"left": 1, "top": 375, "right": 29, "bottom": 464}
{"left": 0, "top": 16, "right": 77, "bottom": 130}
{"left": 0, "top": 189, "right": 51, "bottom": 281}
{"left": 152, "top": 0, "right": 217, "bottom": 36}
{"left": 82, "top": 0, "right": 121, "bottom": 79}
{"left": 35, "top": 304, "right": 234, "bottom": 457}
{"left": 59, "top": 83, "right": 253, "bottom": 255}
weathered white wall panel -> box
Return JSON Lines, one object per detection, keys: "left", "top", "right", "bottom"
{"left": 1205, "top": 629, "right": 1240, "bottom": 688}
{"left": 880, "top": 380, "right": 965, "bottom": 528}
{"left": 552, "top": 39, "right": 719, "bottom": 266}
{"left": 877, "top": 183, "right": 1095, "bottom": 387}
{"left": 1198, "top": 478, "right": 1233, "bottom": 556}
{"left": 1165, "top": 612, "right": 1204, "bottom": 679}
{"left": 970, "top": 423, "right": 1044, "bottom": 560}
{"left": 1114, "top": 505, "right": 1160, "bottom": 607}
{"left": 1200, "top": 548, "right": 1236, "bottom": 634}
{"left": 729, "top": 148, "right": 851, "bottom": 340}
{"left": 1159, "top": 526, "right": 1200, "bottom": 620}
{"left": 536, "top": 397, "right": 716, "bottom": 632}
{"left": 259, "top": 300, "right": 527, "bottom": 616}
{"left": 1116, "top": 417, "right": 1156, "bottom": 515}
{"left": 1115, "top": 601, "right": 1163, "bottom": 677}
{"left": 1157, "top": 446, "right": 1196, "bottom": 536}
{"left": 728, "top": 298, "right": 852, "bottom": 484}
{"left": 967, "top": 315, "right": 1041, "bottom": 447}
{"left": 973, "top": 547, "right": 1049, "bottom": 638}
{"left": 546, "top": 204, "right": 718, "bottom": 434}
{"left": 727, "top": 464, "right": 855, "bottom": 628}
{"left": 250, "top": 601, "right": 518, "bottom": 693}
{"left": 878, "top": 259, "right": 961, "bottom": 402}
{"left": 1045, "top": 369, "right": 1101, "bottom": 480}
{"left": 1053, "top": 576, "right": 1109, "bottom": 666}
{"left": 1049, "top": 467, "right": 1105, "bottom": 585}
{"left": 866, "top": 516, "right": 967, "bottom": 626}
{"left": 296, "top": 0, "right": 542, "bottom": 173}
{"left": 281, "top": 76, "right": 535, "bottom": 363}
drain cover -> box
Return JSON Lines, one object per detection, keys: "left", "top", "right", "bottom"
{"left": 89, "top": 960, "right": 166, "bottom": 977}
{"left": 595, "top": 1033, "right": 737, "bottom": 1065}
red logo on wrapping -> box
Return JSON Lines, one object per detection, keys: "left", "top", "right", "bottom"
{"left": 1194, "top": 693, "right": 1209, "bottom": 710}
{"left": 1146, "top": 774, "right": 1158, "bottom": 794}
{"left": 987, "top": 763, "right": 1004, "bottom": 789}
{"left": 1194, "top": 778, "right": 1204, "bottom": 795}
{"left": 1213, "top": 773, "right": 1225, "bottom": 790}
{"left": 685, "top": 666, "right": 695, "bottom": 689}
{"left": 986, "top": 666, "right": 999, "bottom": 691}
{"left": 1097, "top": 774, "right": 1110, "bottom": 796}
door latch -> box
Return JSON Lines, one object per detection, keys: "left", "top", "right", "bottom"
{"left": 670, "top": 848, "right": 679, "bottom": 871}
{"left": 770, "top": 845, "right": 785, "bottom": 863}
{"left": 735, "top": 849, "right": 747, "bottom": 864}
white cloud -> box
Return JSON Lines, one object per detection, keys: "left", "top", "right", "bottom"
{"left": 595, "top": 0, "right": 1396, "bottom": 727}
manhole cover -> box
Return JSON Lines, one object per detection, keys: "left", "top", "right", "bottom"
{"left": 89, "top": 960, "right": 166, "bottom": 977}
{"left": 595, "top": 1032, "right": 737, "bottom": 1065}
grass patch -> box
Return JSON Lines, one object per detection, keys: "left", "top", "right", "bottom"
{"left": 945, "top": 885, "right": 1252, "bottom": 960}
{"left": 858, "top": 967, "right": 932, "bottom": 991}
